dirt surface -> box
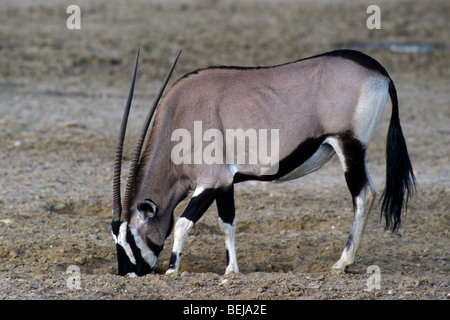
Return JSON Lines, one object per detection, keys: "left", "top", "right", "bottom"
{"left": 0, "top": 0, "right": 448, "bottom": 300}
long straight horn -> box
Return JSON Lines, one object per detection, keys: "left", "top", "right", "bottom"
{"left": 113, "top": 48, "right": 140, "bottom": 222}
{"left": 121, "top": 49, "right": 182, "bottom": 222}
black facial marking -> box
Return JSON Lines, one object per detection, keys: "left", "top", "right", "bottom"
{"left": 125, "top": 225, "right": 142, "bottom": 261}
{"left": 116, "top": 243, "right": 134, "bottom": 276}
{"left": 146, "top": 237, "right": 164, "bottom": 257}
{"left": 111, "top": 219, "right": 121, "bottom": 237}
{"left": 112, "top": 220, "right": 154, "bottom": 277}
{"left": 135, "top": 257, "right": 152, "bottom": 276}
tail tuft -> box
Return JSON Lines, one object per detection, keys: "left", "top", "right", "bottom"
{"left": 380, "top": 80, "right": 417, "bottom": 232}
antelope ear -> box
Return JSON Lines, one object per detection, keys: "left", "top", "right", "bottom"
{"left": 137, "top": 199, "right": 157, "bottom": 219}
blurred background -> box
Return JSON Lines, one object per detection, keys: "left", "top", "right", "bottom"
{"left": 1, "top": 0, "right": 448, "bottom": 94}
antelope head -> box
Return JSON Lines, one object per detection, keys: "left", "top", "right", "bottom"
{"left": 111, "top": 49, "right": 181, "bottom": 276}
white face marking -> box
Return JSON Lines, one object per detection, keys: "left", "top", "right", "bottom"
{"left": 128, "top": 222, "right": 158, "bottom": 269}
{"left": 116, "top": 222, "right": 136, "bottom": 265}
{"left": 111, "top": 232, "right": 118, "bottom": 244}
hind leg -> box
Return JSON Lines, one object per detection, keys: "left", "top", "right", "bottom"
{"left": 332, "top": 172, "right": 376, "bottom": 270}
{"left": 326, "top": 136, "right": 376, "bottom": 271}
{"left": 216, "top": 185, "right": 239, "bottom": 274}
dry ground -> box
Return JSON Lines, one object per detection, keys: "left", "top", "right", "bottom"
{"left": 0, "top": 0, "right": 448, "bottom": 300}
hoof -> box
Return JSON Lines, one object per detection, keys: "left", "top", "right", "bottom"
{"left": 329, "top": 267, "right": 346, "bottom": 274}
{"left": 331, "top": 261, "right": 351, "bottom": 273}
{"left": 165, "top": 268, "right": 178, "bottom": 275}
{"left": 224, "top": 265, "right": 239, "bottom": 275}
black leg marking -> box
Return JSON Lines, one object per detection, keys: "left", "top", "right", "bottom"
{"left": 168, "top": 252, "right": 178, "bottom": 270}
{"left": 216, "top": 185, "right": 239, "bottom": 274}
{"left": 345, "top": 233, "right": 354, "bottom": 250}
{"left": 341, "top": 131, "right": 368, "bottom": 200}
{"left": 182, "top": 188, "right": 217, "bottom": 223}
{"left": 216, "top": 185, "right": 235, "bottom": 224}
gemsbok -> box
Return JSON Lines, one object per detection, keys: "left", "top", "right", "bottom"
{"left": 111, "top": 48, "right": 416, "bottom": 277}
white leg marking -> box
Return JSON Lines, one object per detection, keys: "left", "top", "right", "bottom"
{"left": 332, "top": 182, "right": 374, "bottom": 271}
{"left": 166, "top": 217, "right": 194, "bottom": 274}
{"left": 129, "top": 226, "right": 158, "bottom": 269}
{"left": 192, "top": 186, "right": 205, "bottom": 197}
{"left": 325, "top": 137, "right": 347, "bottom": 172}
{"left": 219, "top": 217, "right": 239, "bottom": 274}
{"left": 333, "top": 193, "right": 366, "bottom": 269}
{"left": 229, "top": 164, "right": 238, "bottom": 178}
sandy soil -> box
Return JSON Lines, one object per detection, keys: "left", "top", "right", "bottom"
{"left": 0, "top": 0, "right": 448, "bottom": 300}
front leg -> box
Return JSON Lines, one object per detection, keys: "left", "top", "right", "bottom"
{"left": 166, "top": 187, "right": 216, "bottom": 274}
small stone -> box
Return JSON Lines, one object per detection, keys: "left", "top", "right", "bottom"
{"left": 9, "top": 249, "right": 20, "bottom": 258}
{"left": 74, "top": 256, "right": 86, "bottom": 265}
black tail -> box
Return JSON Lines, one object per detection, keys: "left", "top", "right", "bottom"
{"left": 381, "top": 80, "right": 416, "bottom": 232}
